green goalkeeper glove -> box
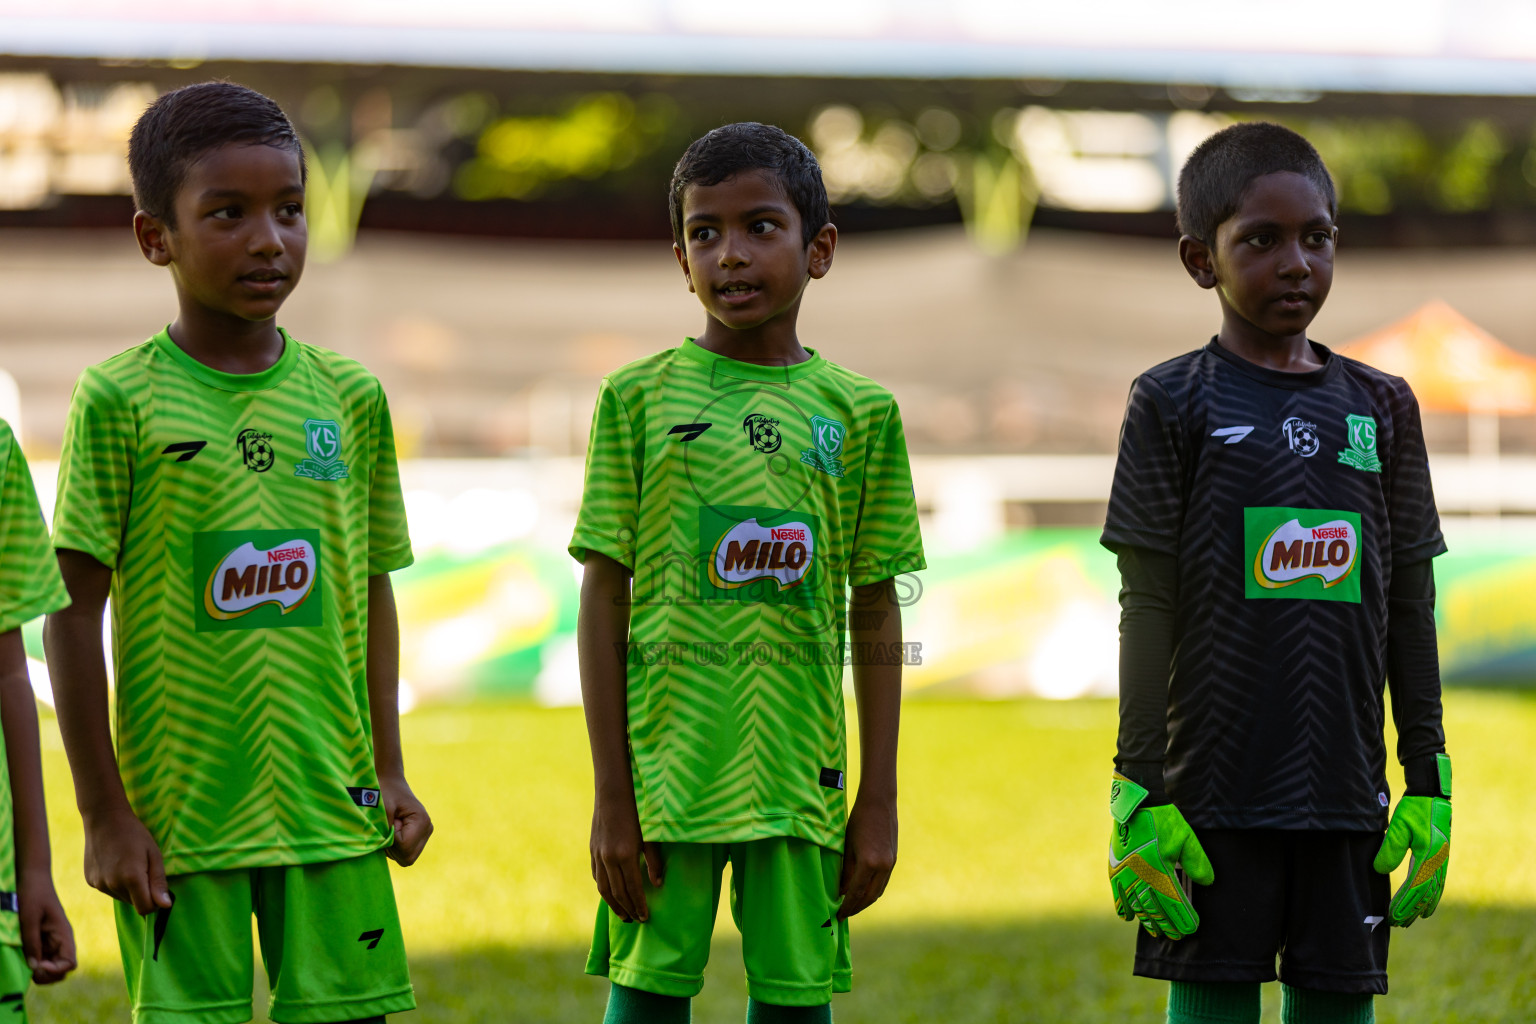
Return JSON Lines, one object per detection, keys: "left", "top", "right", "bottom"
{"left": 1108, "top": 773, "right": 1214, "bottom": 940}
{"left": 1373, "top": 753, "right": 1452, "bottom": 927}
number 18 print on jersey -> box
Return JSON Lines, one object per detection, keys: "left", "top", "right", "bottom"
{"left": 52, "top": 330, "right": 413, "bottom": 875}
{"left": 571, "top": 339, "right": 925, "bottom": 852}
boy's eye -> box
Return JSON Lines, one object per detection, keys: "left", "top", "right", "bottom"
{"left": 210, "top": 206, "right": 241, "bottom": 220}
{"left": 282, "top": 202, "right": 304, "bottom": 217}
{"left": 691, "top": 226, "right": 718, "bottom": 242}
{"left": 1307, "top": 230, "right": 1333, "bottom": 246}
{"left": 1246, "top": 233, "right": 1273, "bottom": 247}
{"left": 749, "top": 220, "right": 778, "bottom": 235}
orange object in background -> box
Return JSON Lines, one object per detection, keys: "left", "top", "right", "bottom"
{"left": 1340, "top": 300, "right": 1536, "bottom": 415}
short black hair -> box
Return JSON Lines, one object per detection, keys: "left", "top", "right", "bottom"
{"left": 1176, "top": 121, "right": 1336, "bottom": 244}
{"left": 128, "top": 81, "right": 305, "bottom": 226}
{"left": 669, "top": 122, "right": 830, "bottom": 248}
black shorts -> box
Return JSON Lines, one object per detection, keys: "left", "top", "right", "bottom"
{"left": 1134, "top": 830, "right": 1390, "bottom": 995}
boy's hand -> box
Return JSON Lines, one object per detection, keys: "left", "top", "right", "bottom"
{"left": 380, "top": 775, "right": 433, "bottom": 867}
{"left": 838, "top": 795, "right": 897, "bottom": 919}
{"left": 1373, "top": 795, "right": 1451, "bottom": 926}
{"left": 1108, "top": 774, "right": 1213, "bottom": 940}
{"left": 82, "top": 807, "right": 172, "bottom": 916}
{"left": 18, "top": 874, "right": 75, "bottom": 984}
{"left": 590, "top": 795, "right": 662, "bottom": 924}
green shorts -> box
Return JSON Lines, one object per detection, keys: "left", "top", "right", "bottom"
{"left": 0, "top": 944, "right": 29, "bottom": 1021}
{"left": 115, "top": 850, "right": 414, "bottom": 1024}
{"left": 586, "top": 836, "right": 852, "bottom": 1006}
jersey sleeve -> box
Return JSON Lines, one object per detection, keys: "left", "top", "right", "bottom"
{"left": 848, "top": 397, "right": 925, "bottom": 586}
{"left": 51, "top": 367, "right": 136, "bottom": 570}
{"left": 1385, "top": 379, "right": 1446, "bottom": 566}
{"left": 367, "top": 389, "right": 414, "bottom": 575}
{"left": 570, "top": 378, "right": 641, "bottom": 570}
{"left": 0, "top": 421, "right": 69, "bottom": 634}
{"left": 1101, "top": 375, "right": 1185, "bottom": 556}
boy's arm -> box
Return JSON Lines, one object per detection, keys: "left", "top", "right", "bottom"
{"left": 1114, "top": 546, "right": 1177, "bottom": 800}
{"left": 366, "top": 573, "right": 432, "bottom": 866}
{"left": 578, "top": 551, "right": 658, "bottom": 924}
{"left": 1373, "top": 558, "right": 1452, "bottom": 925}
{"left": 0, "top": 629, "right": 75, "bottom": 983}
{"left": 44, "top": 549, "right": 171, "bottom": 916}
{"left": 839, "top": 578, "right": 902, "bottom": 920}
{"left": 1107, "top": 545, "right": 1213, "bottom": 941}
{"left": 1385, "top": 559, "right": 1446, "bottom": 787}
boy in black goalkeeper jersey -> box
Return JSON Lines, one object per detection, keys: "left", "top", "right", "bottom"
{"left": 1101, "top": 122, "right": 1452, "bottom": 1024}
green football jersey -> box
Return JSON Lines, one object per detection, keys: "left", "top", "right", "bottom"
{"left": 570, "top": 339, "right": 925, "bottom": 851}
{"left": 52, "top": 329, "right": 413, "bottom": 875}
{"left": 0, "top": 418, "right": 70, "bottom": 946}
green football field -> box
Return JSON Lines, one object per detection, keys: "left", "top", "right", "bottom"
{"left": 32, "top": 692, "right": 1536, "bottom": 1023}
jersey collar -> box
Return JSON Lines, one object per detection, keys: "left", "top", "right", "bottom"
{"left": 678, "top": 337, "right": 825, "bottom": 383}
{"left": 153, "top": 326, "right": 299, "bottom": 392}
{"left": 1205, "top": 337, "right": 1338, "bottom": 390}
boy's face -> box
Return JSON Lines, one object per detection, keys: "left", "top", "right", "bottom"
{"left": 1182, "top": 171, "right": 1336, "bottom": 341}
{"left": 135, "top": 142, "right": 306, "bottom": 322}
{"left": 673, "top": 169, "right": 834, "bottom": 332}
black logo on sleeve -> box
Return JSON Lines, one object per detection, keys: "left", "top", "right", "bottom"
{"left": 1282, "top": 417, "right": 1320, "bottom": 458}
{"left": 161, "top": 441, "right": 207, "bottom": 462}
{"left": 236, "top": 428, "right": 275, "bottom": 472}
{"left": 668, "top": 422, "right": 712, "bottom": 442}
{"left": 347, "top": 786, "right": 382, "bottom": 808}
{"left": 819, "top": 767, "right": 846, "bottom": 790}
{"left": 743, "top": 413, "right": 783, "bottom": 454}
{"left": 0, "top": 892, "right": 15, "bottom": 913}
{"left": 358, "top": 928, "right": 385, "bottom": 950}
{"left": 0, "top": 992, "right": 22, "bottom": 1012}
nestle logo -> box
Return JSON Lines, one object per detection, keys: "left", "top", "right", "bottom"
{"left": 1310, "top": 527, "right": 1349, "bottom": 540}
{"left": 266, "top": 546, "right": 308, "bottom": 563}
{"left": 770, "top": 528, "right": 806, "bottom": 541}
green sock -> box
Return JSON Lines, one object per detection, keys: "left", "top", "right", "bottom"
{"left": 1167, "top": 981, "right": 1261, "bottom": 1024}
{"left": 603, "top": 983, "right": 691, "bottom": 1024}
{"left": 1280, "top": 984, "right": 1374, "bottom": 1024}
{"left": 744, "top": 998, "right": 832, "bottom": 1023}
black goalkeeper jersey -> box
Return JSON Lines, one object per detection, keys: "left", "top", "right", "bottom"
{"left": 1102, "top": 339, "right": 1445, "bottom": 831}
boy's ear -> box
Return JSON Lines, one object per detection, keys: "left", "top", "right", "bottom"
{"left": 1178, "top": 235, "right": 1217, "bottom": 290}
{"left": 673, "top": 242, "right": 696, "bottom": 294}
{"left": 806, "top": 222, "right": 837, "bottom": 281}
{"left": 134, "top": 210, "right": 174, "bottom": 267}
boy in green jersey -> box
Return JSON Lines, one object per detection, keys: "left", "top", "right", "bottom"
{"left": 44, "top": 82, "right": 430, "bottom": 1024}
{"left": 0, "top": 419, "right": 79, "bottom": 1018}
{"left": 573, "top": 123, "right": 925, "bottom": 1023}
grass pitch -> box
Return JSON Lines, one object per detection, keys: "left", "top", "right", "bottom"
{"left": 33, "top": 692, "right": 1536, "bottom": 1023}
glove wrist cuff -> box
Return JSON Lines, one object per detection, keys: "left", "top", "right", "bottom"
{"left": 1403, "top": 752, "right": 1452, "bottom": 799}
{"left": 1114, "top": 760, "right": 1171, "bottom": 806}
{"left": 1110, "top": 773, "right": 1149, "bottom": 823}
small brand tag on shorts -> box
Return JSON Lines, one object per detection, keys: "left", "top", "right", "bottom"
{"left": 348, "top": 786, "right": 382, "bottom": 808}
{"left": 819, "top": 767, "right": 845, "bottom": 790}
{"left": 1378, "top": 791, "right": 1389, "bottom": 807}
{"left": 0, "top": 892, "right": 16, "bottom": 913}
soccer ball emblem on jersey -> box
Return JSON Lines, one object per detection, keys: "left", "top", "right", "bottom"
{"left": 236, "top": 428, "right": 275, "bottom": 473}
{"left": 742, "top": 412, "right": 783, "bottom": 454}
{"left": 1282, "top": 416, "right": 1320, "bottom": 458}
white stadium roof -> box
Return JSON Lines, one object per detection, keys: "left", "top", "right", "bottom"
{"left": 4, "top": 0, "right": 1536, "bottom": 93}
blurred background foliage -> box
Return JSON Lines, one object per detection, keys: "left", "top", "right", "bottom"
{"left": 11, "top": 64, "right": 1536, "bottom": 260}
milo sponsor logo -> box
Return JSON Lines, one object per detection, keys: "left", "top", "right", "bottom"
{"left": 698, "top": 506, "right": 820, "bottom": 606}
{"left": 1244, "top": 507, "right": 1362, "bottom": 603}
{"left": 193, "top": 528, "right": 324, "bottom": 631}
{"left": 710, "top": 519, "right": 815, "bottom": 590}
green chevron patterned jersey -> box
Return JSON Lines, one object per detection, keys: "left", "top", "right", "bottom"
{"left": 0, "top": 419, "right": 70, "bottom": 946}
{"left": 571, "top": 339, "right": 925, "bottom": 851}
{"left": 52, "top": 329, "right": 413, "bottom": 875}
